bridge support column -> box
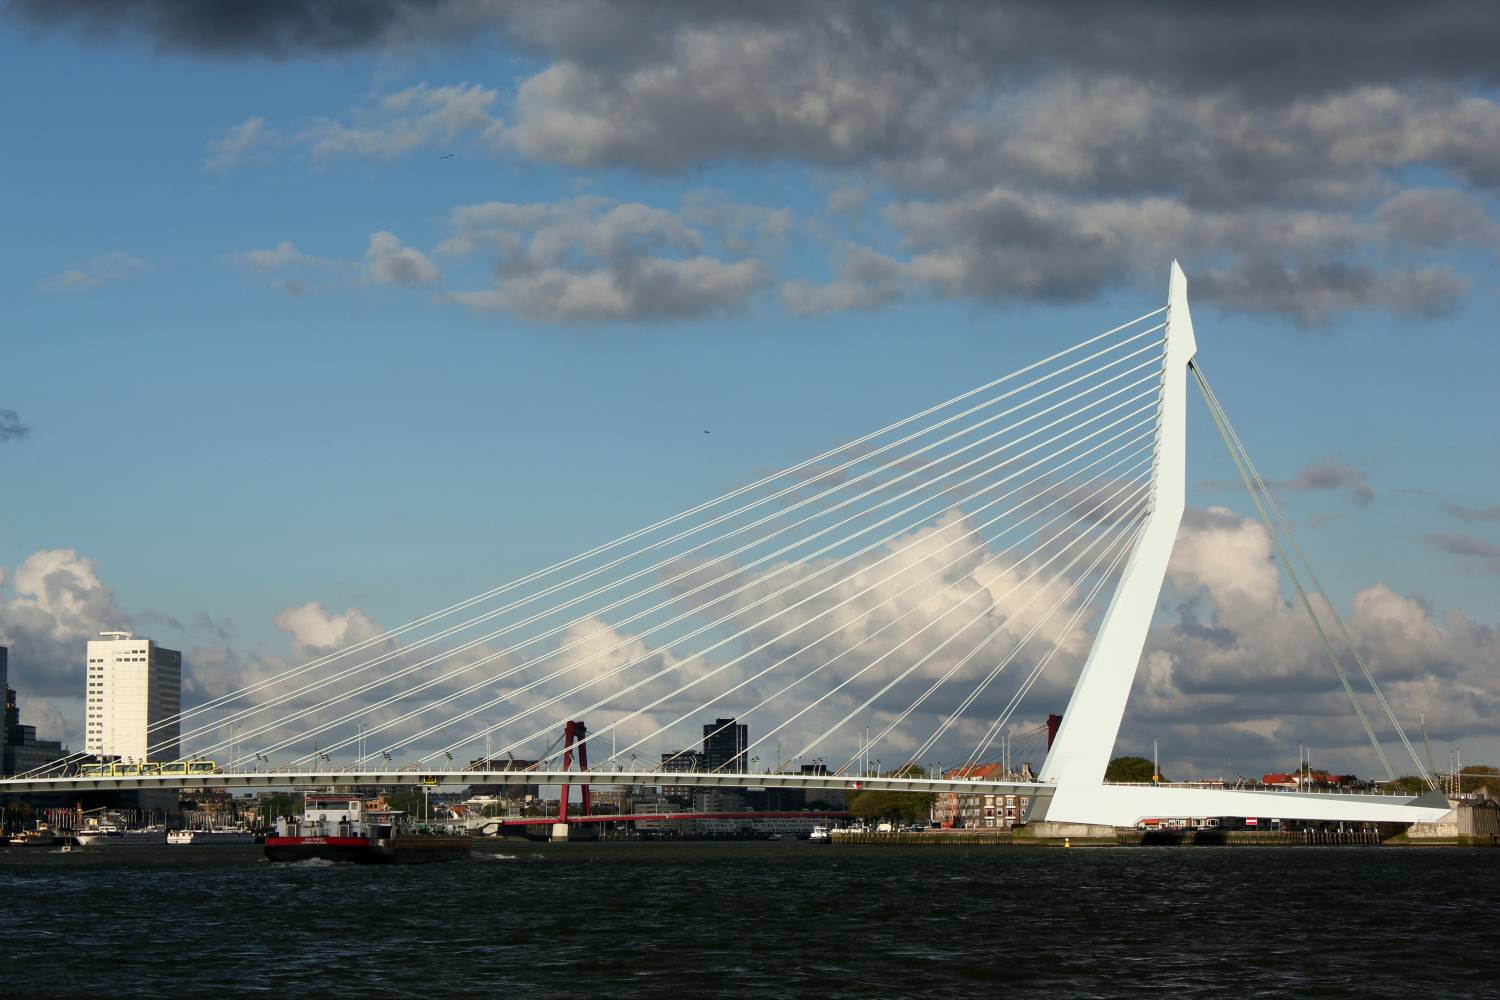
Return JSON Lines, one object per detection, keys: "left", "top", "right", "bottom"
{"left": 1025, "top": 821, "right": 1119, "bottom": 842}
{"left": 1036, "top": 261, "right": 1197, "bottom": 826}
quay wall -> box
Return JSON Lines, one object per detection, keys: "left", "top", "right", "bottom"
{"left": 830, "top": 827, "right": 1499, "bottom": 846}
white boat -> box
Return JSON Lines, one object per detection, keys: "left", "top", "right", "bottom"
{"left": 74, "top": 814, "right": 167, "bottom": 846}
{"left": 809, "top": 824, "right": 831, "bottom": 842}
{"left": 167, "top": 826, "right": 255, "bottom": 845}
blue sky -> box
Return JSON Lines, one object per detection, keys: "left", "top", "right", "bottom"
{"left": 2, "top": 4, "right": 1498, "bottom": 778}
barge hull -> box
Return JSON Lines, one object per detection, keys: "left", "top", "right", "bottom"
{"left": 264, "top": 835, "right": 471, "bottom": 864}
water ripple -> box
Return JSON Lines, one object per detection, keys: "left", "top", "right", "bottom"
{"left": 2, "top": 843, "right": 1495, "bottom": 997}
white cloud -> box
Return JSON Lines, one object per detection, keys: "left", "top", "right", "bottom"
{"left": 272, "top": 602, "right": 385, "bottom": 658}
{"left": 1125, "top": 507, "right": 1500, "bottom": 776}
{"left": 232, "top": 234, "right": 441, "bottom": 295}
{"left": 1, "top": 516, "right": 1494, "bottom": 776}
{"left": 301, "top": 82, "right": 502, "bottom": 160}
{"left": 232, "top": 241, "right": 329, "bottom": 273}
{"left": 205, "top": 116, "right": 278, "bottom": 170}
{"left": 44, "top": 252, "right": 148, "bottom": 292}
{"left": 438, "top": 195, "right": 773, "bottom": 323}
{"left": 364, "top": 230, "right": 439, "bottom": 287}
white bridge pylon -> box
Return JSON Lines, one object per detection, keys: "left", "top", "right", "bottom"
{"left": 2, "top": 263, "right": 1449, "bottom": 826}
{"left": 1035, "top": 262, "right": 1445, "bottom": 826}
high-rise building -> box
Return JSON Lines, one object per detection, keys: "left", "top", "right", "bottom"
{"left": 2, "top": 645, "right": 68, "bottom": 776}
{"left": 85, "top": 631, "right": 182, "bottom": 763}
{"left": 1, "top": 645, "right": 10, "bottom": 740}
{"left": 701, "top": 717, "right": 748, "bottom": 775}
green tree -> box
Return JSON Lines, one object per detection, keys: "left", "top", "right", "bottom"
{"left": 1461, "top": 764, "right": 1498, "bottom": 795}
{"left": 385, "top": 787, "right": 429, "bottom": 819}
{"left": 1105, "top": 755, "right": 1162, "bottom": 783}
{"left": 847, "top": 789, "right": 934, "bottom": 825}
{"left": 258, "top": 793, "right": 302, "bottom": 824}
{"left": 846, "top": 765, "right": 934, "bottom": 825}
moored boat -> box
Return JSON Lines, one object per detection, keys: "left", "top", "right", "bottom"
{"left": 264, "top": 794, "right": 471, "bottom": 864}
{"left": 167, "top": 826, "right": 256, "bottom": 845}
{"left": 74, "top": 813, "right": 167, "bottom": 846}
{"left": 8, "top": 821, "right": 60, "bottom": 847}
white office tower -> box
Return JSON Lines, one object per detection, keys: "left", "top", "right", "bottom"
{"left": 85, "top": 631, "right": 182, "bottom": 763}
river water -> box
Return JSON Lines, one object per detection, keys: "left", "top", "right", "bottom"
{"left": 3, "top": 842, "right": 1495, "bottom": 998}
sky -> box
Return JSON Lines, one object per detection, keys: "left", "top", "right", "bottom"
{"left": 1, "top": 1, "right": 1497, "bottom": 781}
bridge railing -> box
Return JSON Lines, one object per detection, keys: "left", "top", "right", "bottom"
{"left": 1103, "top": 781, "right": 1419, "bottom": 798}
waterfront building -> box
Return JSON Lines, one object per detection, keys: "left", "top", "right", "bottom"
{"left": 692, "top": 787, "right": 748, "bottom": 813}
{"left": 659, "top": 749, "right": 703, "bottom": 802}
{"left": 2, "top": 646, "right": 68, "bottom": 776}
{"left": 702, "top": 717, "right": 748, "bottom": 774}
{"left": 588, "top": 787, "right": 630, "bottom": 815}
{"left": 85, "top": 631, "right": 182, "bottom": 763}
{"left": 933, "top": 763, "right": 1032, "bottom": 829}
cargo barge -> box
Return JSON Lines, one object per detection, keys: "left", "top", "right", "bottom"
{"left": 265, "top": 794, "right": 470, "bottom": 864}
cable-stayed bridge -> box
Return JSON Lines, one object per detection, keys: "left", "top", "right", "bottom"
{"left": 3, "top": 263, "right": 1451, "bottom": 827}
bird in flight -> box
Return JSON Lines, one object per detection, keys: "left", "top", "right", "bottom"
{"left": 439, "top": 153, "right": 455, "bottom": 159}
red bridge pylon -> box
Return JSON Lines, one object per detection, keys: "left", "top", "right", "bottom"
{"left": 557, "top": 720, "right": 591, "bottom": 823}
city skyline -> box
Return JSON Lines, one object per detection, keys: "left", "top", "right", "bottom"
{"left": 2, "top": 4, "right": 1498, "bottom": 778}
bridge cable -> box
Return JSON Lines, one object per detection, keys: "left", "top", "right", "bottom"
{"left": 403, "top": 445, "right": 1157, "bottom": 770}
{"left": 1190, "top": 361, "right": 1396, "bottom": 780}
{"left": 649, "top": 478, "right": 1150, "bottom": 777}
{"left": 238, "top": 393, "right": 1162, "bottom": 768}
{"left": 209, "top": 348, "right": 1164, "bottom": 764}
{"left": 182, "top": 332, "right": 1163, "bottom": 763}
{"left": 244, "top": 418, "right": 1160, "bottom": 772}
{"left": 239, "top": 374, "right": 1165, "bottom": 766}
{"left": 669, "top": 476, "right": 1146, "bottom": 773}
{"left": 1192, "top": 362, "right": 1432, "bottom": 785}
{"left": 957, "top": 526, "right": 1145, "bottom": 772}
{"left": 150, "top": 310, "right": 1167, "bottom": 740}
{"left": 789, "top": 497, "right": 1151, "bottom": 772}
{"left": 890, "top": 512, "right": 1145, "bottom": 772}
{"left": 451, "top": 455, "right": 1155, "bottom": 771}
{"left": 18, "top": 312, "right": 1166, "bottom": 778}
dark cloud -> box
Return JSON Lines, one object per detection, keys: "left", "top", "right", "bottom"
{"left": 7, "top": 0, "right": 457, "bottom": 59}
{"left": 1446, "top": 502, "right": 1500, "bottom": 524}
{"left": 1262, "top": 460, "right": 1375, "bottom": 507}
{"left": 1423, "top": 532, "right": 1500, "bottom": 572}
{"left": 1191, "top": 259, "right": 1466, "bottom": 326}
{"left": 0, "top": 408, "right": 29, "bottom": 443}
{"left": 1375, "top": 189, "right": 1500, "bottom": 249}
{"left": 29, "top": 2, "right": 1500, "bottom": 92}
{"left": 21, "top": 1, "right": 1500, "bottom": 324}
{"left": 1205, "top": 460, "right": 1375, "bottom": 510}
{"left": 436, "top": 196, "right": 773, "bottom": 323}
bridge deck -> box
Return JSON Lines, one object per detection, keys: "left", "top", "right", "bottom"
{"left": 0, "top": 769, "right": 1042, "bottom": 796}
